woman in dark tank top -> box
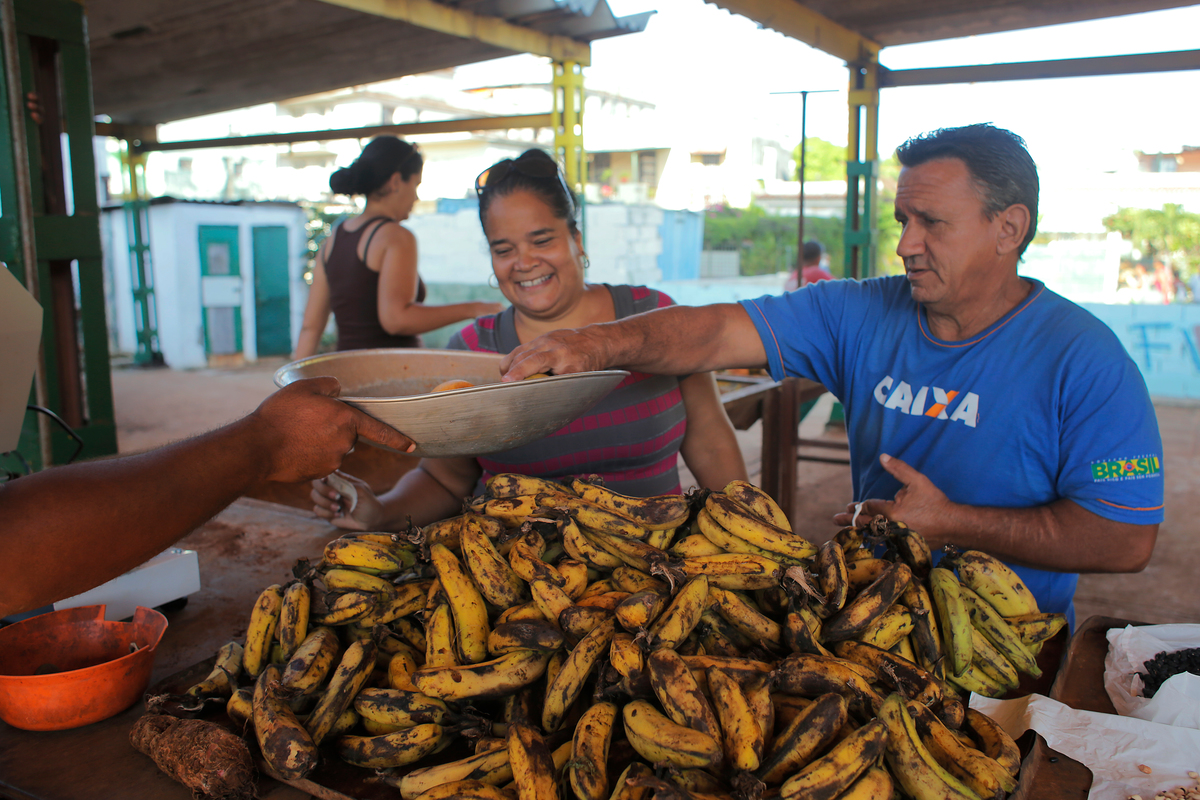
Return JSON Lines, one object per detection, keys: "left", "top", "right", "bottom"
{"left": 292, "top": 136, "right": 501, "bottom": 358}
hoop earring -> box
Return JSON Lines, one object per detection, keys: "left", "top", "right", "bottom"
{"left": 582, "top": 255, "right": 590, "bottom": 270}
{"left": 488, "top": 273, "right": 499, "bottom": 289}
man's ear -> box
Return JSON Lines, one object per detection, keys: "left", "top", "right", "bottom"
{"left": 997, "top": 204, "right": 1031, "bottom": 256}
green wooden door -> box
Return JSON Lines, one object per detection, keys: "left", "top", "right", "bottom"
{"left": 252, "top": 226, "right": 291, "bottom": 356}
{"left": 198, "top": 225, "right": 242, "bottom": 355}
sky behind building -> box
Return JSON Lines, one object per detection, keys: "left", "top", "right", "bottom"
{"left": 454, "top": 1, "right": 1200, "bottom": 176}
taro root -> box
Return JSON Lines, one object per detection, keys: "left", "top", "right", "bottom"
{"left": 130, "top": 714, "right": 256, "bottom": 799}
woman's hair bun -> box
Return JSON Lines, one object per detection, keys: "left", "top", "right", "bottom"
{"left": 329, "top": 164, "right": 360, "bottom": 195}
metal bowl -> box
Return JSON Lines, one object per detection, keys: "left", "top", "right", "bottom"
{"left": 274, "top": 349, "right": 629, "bottom": 458}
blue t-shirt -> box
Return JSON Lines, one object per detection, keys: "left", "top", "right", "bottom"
{"left": 741, "top": 276, "right": 1164, "bottom": 622}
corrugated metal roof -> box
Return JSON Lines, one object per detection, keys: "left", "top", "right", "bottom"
{"left": 87, "top": 0, "right": 652, "bottom": 126}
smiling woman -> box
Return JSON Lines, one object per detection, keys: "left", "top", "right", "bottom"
{"left": 309, "top": 149, "right": 749, "bottom": 529}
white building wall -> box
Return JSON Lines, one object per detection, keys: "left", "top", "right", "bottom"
{"left": 101, "top": 202, "right": 307, "bottom": 369}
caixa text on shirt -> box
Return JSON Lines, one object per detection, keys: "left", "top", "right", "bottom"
{"left": 1090, "top": 456, "right": 1162, "bottom": 482}
{"left": 872, "top": 375, "right": 979, "bottom": 428}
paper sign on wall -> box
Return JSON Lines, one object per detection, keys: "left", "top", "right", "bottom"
{"left": 0, "top": 266, "right": 43, "bottom": 452}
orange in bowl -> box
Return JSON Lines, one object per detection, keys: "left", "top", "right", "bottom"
{"left": 0, "top": 605, "right": 168, "bottom": 730}
{"left": 431, "top": 379, "right": 475, "bottom": 392}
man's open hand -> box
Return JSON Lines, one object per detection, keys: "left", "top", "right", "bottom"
{"left": 833, "top": 453, "right": 959, "bottom": 544}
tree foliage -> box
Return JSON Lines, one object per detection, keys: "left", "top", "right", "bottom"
{"left": 1103, "top": 204, "right": 1200, "bottom": 276}
{"left": 704, "top": 205, "right": 843, "bottom": 277}
{"left": 791, "top": 137, "right": 846, "bottom": 182}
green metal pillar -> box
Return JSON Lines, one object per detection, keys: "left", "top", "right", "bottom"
{"left": 0, "top": 0, "right": 118, "bottom": 468}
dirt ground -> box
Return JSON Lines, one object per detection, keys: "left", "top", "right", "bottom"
{"left": 111, "top": 359, "right": 1200, "bottom": 626}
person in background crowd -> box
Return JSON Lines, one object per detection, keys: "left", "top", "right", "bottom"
{"left": 293, "top": 136, "right": 500, "bottom": 359}
{"left": 497, "top": 124, "right": 1162, "bottom": 626}
{"left": 310, "top": 149, "right": 748, "bottom": 529}
{"left": 785, "top": 239, "right": 834, "bottom": 291}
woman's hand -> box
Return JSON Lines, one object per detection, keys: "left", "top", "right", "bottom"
{"left": 311, "top": 471, "right": 384, "bottom": 531}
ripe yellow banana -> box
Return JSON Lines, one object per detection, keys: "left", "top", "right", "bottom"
{"left": 461, "top": 519, "right": 529, "bottom": 608}
{"left": 703, "top": 494, "right": 817, "bottom": 563}
{"left": 321, "top": 567, "right": 395, "bottom": 594}
{"left": 281, "top": 627, "right": 341, "bottom": 693}
{"left": 324, "top": 537, "right": 408, "bottom": 572}
{"left": 955, "top": 549, "right": 1039, "bottom": 617}
{"left": 622, "top": 699, "right": 723, "bottom": 769}
{"left": 410, "top": 779, "right": 514, "bottom": 800}
{"left": 580, "top": 526, "right": 664, "bottom": 573}
{"left": 929, "top": 567, "right": 973, "bottom": 677}
{"left": 845, "top": 558, "right": 893, "bottom": 594}
{"left": 645, "top": 574, "right": 709, "bottom": 651}
{"left": 833, "top": 639, "right": 942, "bottom": 708}
{"left": 707, "top": 665, "right": 764, "bottom": 771}
{"left": 559, "top": 605, "right": 612, "bottom": 644}
{"left": 542, "top": 618, "right": 617, "bottom": 732}
{"left": 708, "top": 586, "right": 782, "bottom": 649}
{"left": 907, "top": 699, "right": 1016, "bottom": 799}
{"left": 305, "top": 638, "right": 378, "bottom": 746}
{"left": 856, "top": 604, "right": 915, "bottom": 650}
{"left": 837, "top": 765, "right": 894, "bottom": 800}
{"left": 538, "top": 493, "right": 648, "bottom": 540}
{"left": 253, "top": 664, "right": 318, "bottom": 781}
{"left": 670, "top": 531, "right": 727, "bottom": 558}
{"left": 578, "top": 578, "right": 617, "bottom": 599}
{"left": 722, "top": 480, "right": 791, "bottom": 530}
{"left": 507, "top": 721, "right": 561, "bottom": 800}
{"left": 186, "top": 641, "right": 243, "bottom": 700}
{"left": 615, "top": 588, "right": 669, "bottom": 632}
{"left": 387, "top": 651, "right": 419, "bottom": 691}
{"left": 567, "top": 478, "right": 691, "bottom": 531}
{"left": 277, "top": 581, "right": 310, "bottom": 661}
{"left": 424, "top": 599, "right": 460, "bottom": 668}
{"left": 756, "top": 692, "right": 847, "bottom": 784}
{"left": 962, "top": 708, "right": 1021, "bottom": 777}
{"left": 773, "top": 653, "right": 884, "bottom": 715}
{"left": 696, "top": 506, "right": 803, "bottom": 565}
{"left": 556, "top": 557, "right": 589, "bottom": 599}
{"left": 610, "top": 565, "right": 668, "bottom": 594}
{"left": 784, "top": 604, "right": 832, "bottom": 656}
{"left": 243, "top": 584, "right": 285, "bottom": 678}
{"left": 335, "top": 723, "right": 445, "bottom": 769}
{"left": 878, "top": 693, "right": 981, "bottom": 800}
{"left": 483, "top": 495, "right": 543, "bottom": 526}
{"left": 569, "top": 700, "right": 618, "bottom": 800}
{"left": 226, "top": 685, "right": 254, "bottom": 729}
{"left": 822, "top": 562, "right": 913, "bottom": 642}
{"left": 779, "top": 717, "right": 888, "bottom": 800}
{"left": 647, "top": 648, "right": 723, "bottom": 746}
{"left": 429, "top": 543, "right": 490, "bottom": 665}
{"left": 1004, "top": 611, "right": 1067, "bottom": 647}
{"left": 487, "top": 619, "right": 565, "bottom": 656}
{"left": 947, "top": 661, "right": 1007, "bottom": 698}
{"left": 959, "top": 585, "right": 1040, "bottom": 677}
{"left": 969, "top": 627, "right": 1019, "bottom": 691}
{"left": 362, "top": 580, "right": 431, "bottom": 626}
{"left": 890, "top": 524, "right": 933, "bottom": 580}
{"left": 559, "top": 516, "right": 624, "bottom": 570}
{"left": 413, "top": 648, "right": 552, "bottom": 702}
{"left": 392, "top": 746, "right": 513, "bottom": 799}
{"left": 529, "top": 577, "right": 574, "bottom": 624}
{"left": 576, "top": 590, "right": 632, "bottom": 611}
{"left": 313, "top": 589, "right": 376, "bottom": 627}
{"left": 508, "top": 529, "right": 568, "bottom": 587}
{"left": 487, "top": 472, "right": 574, "bottom": 499}
{"left": 902, "top": 581, "right": 944, "bottom": 678}
{"left": 677, "top": 553, "right": 784, "bottom": 591}
{"left": 816, "top": 538, "right": 850, "bottom": 616}
{"left": 353, "top": 687, "right": 454, "bottom": 727}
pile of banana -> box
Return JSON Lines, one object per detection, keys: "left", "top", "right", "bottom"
{"left": 179, "top": 474, "right": 1069, "bottom": 800}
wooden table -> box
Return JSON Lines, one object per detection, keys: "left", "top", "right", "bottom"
{"left": 0, "top": 500, "right": 334, "bottom": 800}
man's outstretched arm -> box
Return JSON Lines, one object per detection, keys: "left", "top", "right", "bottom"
{"left": 501, "top": 303, "right": 769, "bottom": 380}
{"left": 0, "top": 378, "right": 413, "bottom": 617}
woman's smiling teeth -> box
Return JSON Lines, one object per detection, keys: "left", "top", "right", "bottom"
{"left": 517, "top": 274, "right": 552, "bottom": 288}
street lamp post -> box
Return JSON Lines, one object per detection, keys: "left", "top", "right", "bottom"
{"left": 773, "top": 89, "right": 836, "bottom": 272}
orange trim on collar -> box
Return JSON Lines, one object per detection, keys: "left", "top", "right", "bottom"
{"left": 918, "top": 283, "right": 1046, "bottom": 348}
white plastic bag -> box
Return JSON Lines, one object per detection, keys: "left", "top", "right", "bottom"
{"left": 1105, "top": 623, "right": 1200, "bottom": 728}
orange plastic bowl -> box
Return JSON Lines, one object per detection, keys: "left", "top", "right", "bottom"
{"left": 0, "top": 605, "right": 168, "bottom": 731}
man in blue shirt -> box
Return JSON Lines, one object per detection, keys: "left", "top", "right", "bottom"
{"left": 499, "top": 124, "right": 1162, "bottom": 622}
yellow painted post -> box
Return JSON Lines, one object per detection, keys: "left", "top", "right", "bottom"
{"left": 552, "top": 60, "right": 585, "bottom": 191}
{"left": 843, "top": 53, "right": 880, "bottom": 280}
